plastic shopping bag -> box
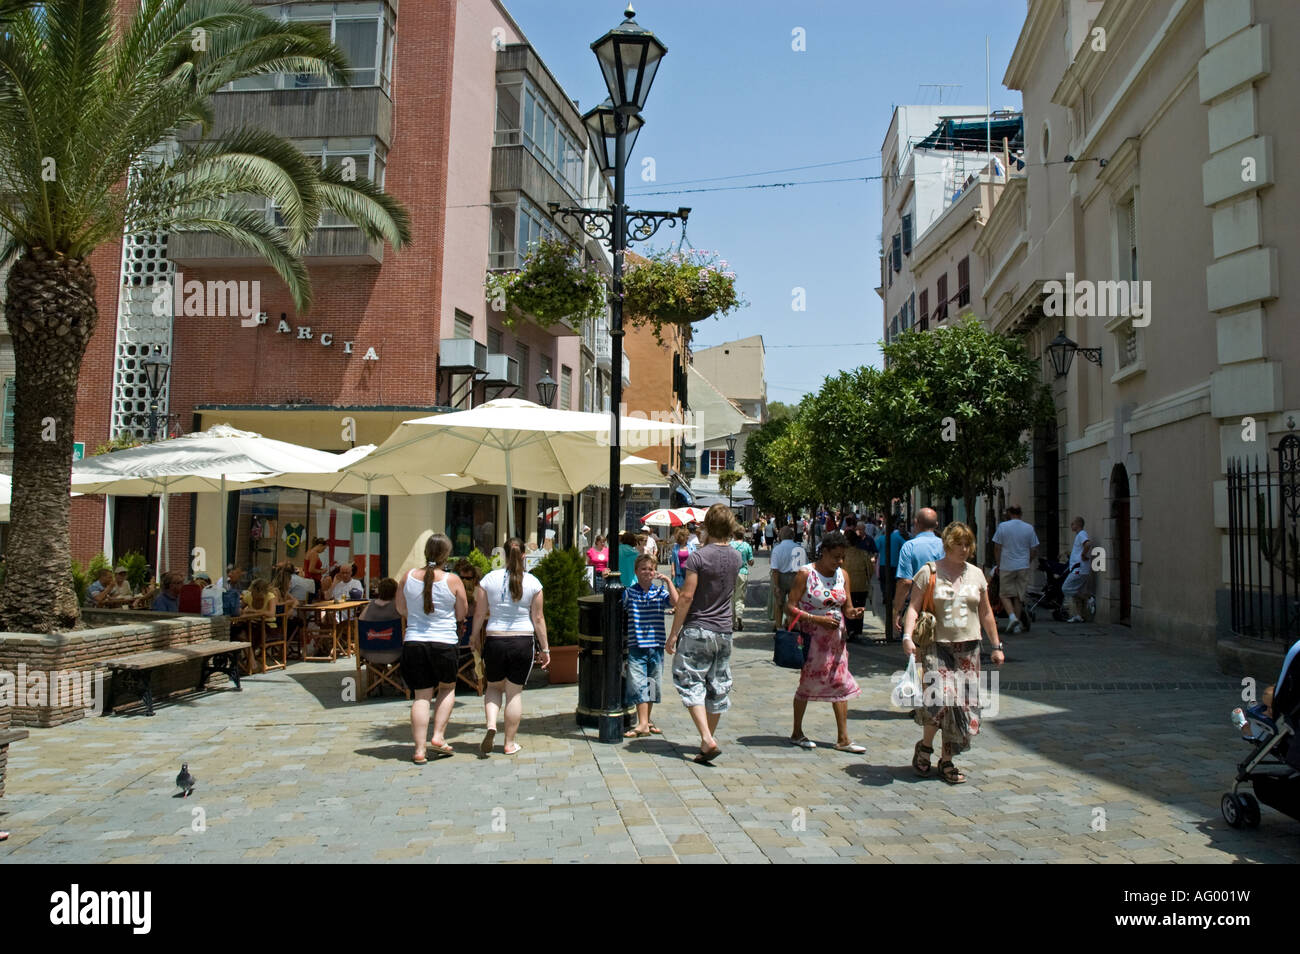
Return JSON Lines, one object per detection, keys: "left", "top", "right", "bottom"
{"left": 890, "top": 654, "right": 923, "bottom": 708}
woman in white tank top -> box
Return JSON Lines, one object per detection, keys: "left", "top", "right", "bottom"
{"left": 470, "top": 538, "right": 549, "bottom": 757}
{"left": 395, "top": 533, "right": 467, "bottom": 763}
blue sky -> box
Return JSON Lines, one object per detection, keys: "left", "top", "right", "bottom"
{"left": 506, "top": 0, "right": 1029, "bottom": 403}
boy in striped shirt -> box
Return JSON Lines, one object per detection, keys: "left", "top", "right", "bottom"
{"left": 623, "top": 553, "right": 678, "bottom": 738}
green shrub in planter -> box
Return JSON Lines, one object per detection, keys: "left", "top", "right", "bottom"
{"left": 530, "top": 547, "right": 590, "bottom": 647}
{"left": 465, "top": 547, "right": 493, "bottom": 580}
{"left": 119, "top": 551, "right": 149, "bottom": 592}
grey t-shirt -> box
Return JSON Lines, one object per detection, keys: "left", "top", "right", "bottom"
{"left": 683, "top": 543, "right": 742, "bottom": 633}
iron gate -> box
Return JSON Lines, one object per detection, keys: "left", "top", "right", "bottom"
{"left": 1227, "top": 432, "right": 1300, "bottom": 645}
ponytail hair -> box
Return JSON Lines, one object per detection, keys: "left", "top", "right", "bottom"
{"left": 504, "top": 537, "right": 525, "bottom": 601}
{"left": 422, "top": 533, "right": 453, "bottom": 615}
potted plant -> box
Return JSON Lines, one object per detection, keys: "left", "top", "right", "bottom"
{"left": 622, "top": 248, "right": 745, "bottom": 342}
{"left": 484, "top": 238, "right": 606, "bottom": 332}
{"left": 529, "top": 547, "right": 589, "bottom": 684}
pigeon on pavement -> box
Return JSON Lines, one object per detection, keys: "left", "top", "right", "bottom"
{"left": 176, "top": 763, "right": 196, "bottom": 798}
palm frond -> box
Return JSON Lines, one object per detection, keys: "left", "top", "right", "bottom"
{"left": 316, "top": 165, "right": 413, "bottom": 252}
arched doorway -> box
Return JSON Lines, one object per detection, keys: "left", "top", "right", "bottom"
{"left": 1110, "top": 463, "right": 1131, "bottom": 625}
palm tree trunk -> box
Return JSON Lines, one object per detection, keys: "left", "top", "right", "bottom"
{"left": 0, "top": 250, "right": 100, "bottom": 633}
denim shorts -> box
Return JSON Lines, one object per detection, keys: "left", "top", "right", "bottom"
{"left": 671, "top": 626, "right": 733, "bottom": 713}
{"left": 625, "top": 644, "right": 664, "bottom": 704}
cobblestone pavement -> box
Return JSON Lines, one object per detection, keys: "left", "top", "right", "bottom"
{"left": 3, "top": 557, "right": 1297, "bottom": 864}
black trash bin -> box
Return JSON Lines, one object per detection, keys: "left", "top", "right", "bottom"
{"left": 576, "top": 594, "right": 635, "bottom": 730}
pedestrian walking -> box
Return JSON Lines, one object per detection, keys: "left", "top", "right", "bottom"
{"left": 586, "top": 534, "right": 609, "bottom": 594}
{"left": 471, "top": 538, "right": 549, "bottom": 757}
{"left": 622, "top": 554, "right": 678, "bottom": 738}
{"left": 670, "top": 527, "right": 690, "bottom": 587}
{"left": 1062, "top": 516, "right": 1094, "bottom": 622}
{"left": 667, "top": 504, "right": 742, "bottom": 764}
{"left": 764, "top": 517, "right": 776, "bottom": 553}
{"left": 876, "top": 519, "right": 908, "bottom": 637}
{"left": 396, "top": 533, "right": 467, "bottom": 764}
{"left": 892, "top": 508, "right": 946, "bottom": 635}
{"left": 901, "top": 522, "right": 1004, "bottom": 784}
{"left": 842, "top": 528, "right": 874, "bottom": 640}
{"left": 769, "top": 526, "right": 807, "bottom": 628}
{"left": 993, "top": 504, "right": 1039, "bottom": 632}
{"left": 786, "top": 531, "right": 865, "bottom": 752}
{"left": 729, "top": 527, "right": 755, "bottom": 631}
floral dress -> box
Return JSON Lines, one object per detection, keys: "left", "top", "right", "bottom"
{"left": 794, "top": 563, "right": 861, "bottom": 702}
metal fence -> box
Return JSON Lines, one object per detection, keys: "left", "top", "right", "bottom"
{"left": 1227, "top": 432, "right": 1300, "bottom": 645}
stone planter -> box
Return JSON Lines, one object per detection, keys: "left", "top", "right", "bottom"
{"left": 0, "top": 704, "right": 28, "bottom": 799}
{"left": 0, "top": 612, "right": 232, "bottom": 727}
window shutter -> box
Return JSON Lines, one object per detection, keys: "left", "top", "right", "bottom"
{"left": 936, "top": 273, "right": 948, "bottom": 320}
{"left": 919, "top": 289, "right": 929, "bottom": 330}
{"left": 957, "top": 257, "right": 970, "bottom": 307}
{"left": 901, "top": 214, "right": 913, "bottom": 255}
{"left": 1, "top": 377, "right": 14, "bottom": 446}
{"left": 700, "top": 448, "right": 710, "bottom": 476}
{"left": 892, "top": 234, "right": 902, "bottom": 272}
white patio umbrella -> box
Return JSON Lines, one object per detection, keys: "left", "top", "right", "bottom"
{"left": 352, "top": 399, "right": 694, "bottom": 540}
{"left": 0, "top": 473, "right": 9, "bottom": 523}
{"left": 72, "top": 426, "right": 369, "bottom": 579}
{"left": 236, "top": 452, "right": 476, "bottom": 593}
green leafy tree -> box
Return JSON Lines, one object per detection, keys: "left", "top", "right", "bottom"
{"left": 766, "top": 401, "right": 796, "bottom": 423}
{"left": 0, "top": 1, "right": 412, "bottom": 633}
{"left": 742, "top": 415, "right": 790, "bottom": 515}
{"left": 763, "top": 407, "right": 825, "bottom": 516}
{"left": 716, "top": 469, "right": 742, "bottom": 503}
{"left": 880, "top": 317, "right": 1054, "bottom": 541}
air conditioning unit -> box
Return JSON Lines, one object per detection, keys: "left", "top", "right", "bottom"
{"left": 440, "top": 337, "right": 488, "bottom": 372}
{"left": 483, "top": 353, "right": 520, "bottom": 387}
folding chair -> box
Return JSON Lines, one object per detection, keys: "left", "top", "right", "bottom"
{"left": 456, "top": 617, "right": 483, "bottom": 695}
{"left": 253, "top": 606, "right": 291, "bottom": 673}
{"left": 356, "top": 618, "right": 408, "bottom": 699}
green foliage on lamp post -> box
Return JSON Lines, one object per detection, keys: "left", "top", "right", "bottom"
{"left": 484, "top": 238, "right": 606, "bottom": 331}
{"left": 622, "top": 249, "right": 746, "bottom": 343}
{"left": 716, "top": 469, "right": 742, "bottom": 502}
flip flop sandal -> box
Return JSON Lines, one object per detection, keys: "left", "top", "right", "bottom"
{"left": 413, "top": 753, "right": 428, "bottom": 765}
{"left": 428, "top": 742, "right": 454, "bottom": 755}
{"left": 938, "top": 760, "right": 967, "bottom": 785}
{"left": 693, "top": 746, "right": 722, "bottom": 764}
{"left": 624, "top": 728, "right": 650, "bottom": 738}
{"left": 647, "top": 724, "right": 662, "bottom": 734}
{"left": 479, "top": 728, "right": 496, "bottom": 758}
{"left": 835, "top": 743, "right": 867, "bottom": 754}
{"left": 912, "top": 741, "right": 933, "bottom": 775}
{"left": 504, "top": 743, "right": 522, "bottom": 755}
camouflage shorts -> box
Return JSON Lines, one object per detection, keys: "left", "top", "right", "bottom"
{"left": 671, "top": 626, "right": 733, "bottom": 713}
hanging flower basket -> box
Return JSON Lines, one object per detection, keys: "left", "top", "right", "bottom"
{"left": 622, "top": 248, "right": 745, "bottom": 340}
{"left": 484, "top": 238, "right": 606, "bottom": 331}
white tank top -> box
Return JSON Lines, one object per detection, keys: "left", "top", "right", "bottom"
{"left": 480, "top": 568, "right": 542, "bottom": 634}
{"left": 402, "top": 570, "right": 458, "bottom": 644}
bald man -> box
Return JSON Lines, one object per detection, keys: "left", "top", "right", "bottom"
{"left": 892, "top": 508, "right": 947, "bottom": 633}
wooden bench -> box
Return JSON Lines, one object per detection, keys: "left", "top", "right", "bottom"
{"left": 104, "top": 640, "right": 253, "bottom": 717}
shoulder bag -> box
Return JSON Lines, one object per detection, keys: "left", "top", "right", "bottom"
{"left": 773, "top": 608, "right": 808, "bottom": 669}
{"left": 911, "top": 561, "right": 939, "bottom": 655}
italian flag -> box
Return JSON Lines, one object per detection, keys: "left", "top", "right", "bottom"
{"left": 353, "top": 508, "right": 381, "bottom": 579}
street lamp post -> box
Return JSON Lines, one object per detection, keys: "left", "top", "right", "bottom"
{"left": 536, "top": 370, "right": 558, "bottom": 408}
{"left": 725, "top": 434, "right": 737, "bottom": 508}
{"left": 141, "top": 350, "right": 171, "bottom": 442}
{"left": 548, "top": 5, "right": 688, "bottom": 744}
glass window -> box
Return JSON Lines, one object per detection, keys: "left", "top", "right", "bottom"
{"left": 335, "top": 18, "right": 379, "bottom": 86}
{"left": 495, "top": 84, "right": 521, "bottom": 144}
{"left": 225, "top": 4, "right": 393, "bottom": 92}
{"left": 446, "top": 492, "right": 498, "bottom": 557}
{"left": 708, "top": 449, "right": 728, "bottom": 473}
{"left": 488, "top": 328, "right": 503, "bottom": 353}
{"left": 234, "top": 487, "right": 378, "bottom": 584}
{"left": 490, "top": 204, "right": 516, "bottom": 270}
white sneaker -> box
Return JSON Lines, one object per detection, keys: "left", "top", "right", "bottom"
{"left": 1068, "top": 615, "right": 1084, "bottom": 623}
{"left": 1007, "top": 619, "right": 1022, "bottom": 634}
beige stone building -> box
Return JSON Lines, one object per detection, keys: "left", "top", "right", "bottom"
{"left": 964, "top": 0, "right": 1297, "bottom": 655}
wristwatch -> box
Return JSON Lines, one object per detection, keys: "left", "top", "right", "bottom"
{"left": 991, "top": 641, "right": 1005, "bottom": 652}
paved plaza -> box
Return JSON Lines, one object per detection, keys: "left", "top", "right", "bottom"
{"left": 3, "top": 561, "right": 1298, "bottom": 864}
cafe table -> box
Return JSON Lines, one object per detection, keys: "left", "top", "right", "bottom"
{"left": 297, "top": 599, "right": 368, "bottom": 662}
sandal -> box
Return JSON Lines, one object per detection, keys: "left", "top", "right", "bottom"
{"left": 938, "top": 760, "right": 967, "bottom": 785}
{"left": 693, "top": 745, "right": 721, "bottom": 764}
{"left": 624, "top": 727, "right": 650, "bottom": 738}
{"left": 478, "top": 728, "right": 496, "bottom": 758}
{"left": 428, "top": 741, "right": 454, "bottom": 755}
{"left": 413, "top": 753, "right": 428, "bottom": 765}
{"left": 912, "top": 741, "right": 933, "bottom": 775}
{"left": 791, "top": 736, "right": 817, "bottom": 749}
{"left": 504, "top": 742, "right": 522, "bottom": 755}
{"left": 647, "top": 724, "right": 662, "bottom": 735}
{"left": 835, "top": 742, "right": 866, "bottom": 754}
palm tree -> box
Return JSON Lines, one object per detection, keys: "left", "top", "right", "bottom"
{"left": 0, "top": 1, "right": 412, "bottom": 632}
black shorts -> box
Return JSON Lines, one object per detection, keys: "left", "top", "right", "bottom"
{"left": 482, "top": 635, "right": 536, "bottom": 685}
{"left": 401, "top": 641, "right": 459, "bottom": 690}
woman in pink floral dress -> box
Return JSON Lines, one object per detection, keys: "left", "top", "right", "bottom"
{"left": 784, "top": 531, "right": 866, "bottom": 753}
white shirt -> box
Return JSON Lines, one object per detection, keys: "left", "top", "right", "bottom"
{"left": 402, "top": 571, "right": 458, "bottom": 644}
{"left": 1068, "top": 530, "right": 1091, "bottom": 575}
{"left": 331, "top": 578, "right": 365, "bottom": 601}
{"left": 992, "top": 519, "right": 1040, "bottom": 571}
{"left": 771, "top": 539, "right": 808, "bottom": 574}
{"left": 480, "top": 568, "right": 542, "bottom": 634}
{"left": 686, "top": 533, "right": 699, "bottom": 553}
{"left": 288, "top": 574, "right": 316, "bottom": 602}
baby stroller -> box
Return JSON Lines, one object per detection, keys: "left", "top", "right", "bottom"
{"left": 1024, "top": 557, "right": 1070, "bottom": 623}
{"left": 1221, "top": 641, "right": 1300, "bottom": 828}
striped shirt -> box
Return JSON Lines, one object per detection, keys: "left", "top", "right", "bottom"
{"left": 623, "top": 581, "right": 672, "bottom": 648}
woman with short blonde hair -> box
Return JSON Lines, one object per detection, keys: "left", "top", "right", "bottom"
{"left": 900, "top": 521, "right": 1004, "bottom": 784}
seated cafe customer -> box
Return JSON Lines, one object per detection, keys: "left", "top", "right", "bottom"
{"left": 86, "top": 569, "right": 116, "bottom": 607}
{"left": 359, "top": 578, "right": 401, "bottom": 622}
{"left": 330, "top": 563, "right": 365, "bottom": 601}
{"left": 151, "top": 572, "right": 184, "bottom": 612}
{"left": 108, "top": 566, "right": 135, "bottom": 601}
